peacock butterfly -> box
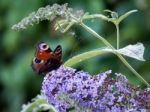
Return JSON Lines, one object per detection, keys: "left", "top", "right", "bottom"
{"left": 31, "top": 42, "right": 62, "bottom": 75}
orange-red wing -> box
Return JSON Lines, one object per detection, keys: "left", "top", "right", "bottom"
{"left": 35, "top": 49, "right": 52, "bottom": 60}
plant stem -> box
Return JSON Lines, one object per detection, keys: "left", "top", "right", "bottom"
{"left": 79, "top": 22, "right": 150, "bottom": 87}
{"left": 80, "top": 22, "right": 114, "bottom": 49}
{"left": 116, "top": 54, "right": 150, "bottom": 86}
{"left": 116, "top": 24, "right": 119, "bottom": 49}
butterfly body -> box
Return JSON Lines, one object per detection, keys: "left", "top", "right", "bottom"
{"left": 32, "top": 42, "right": 62, "bottom": 75}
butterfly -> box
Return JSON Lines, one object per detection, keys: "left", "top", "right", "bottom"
{"left": 31, "top": 42, "right": 62, "bottom": 75}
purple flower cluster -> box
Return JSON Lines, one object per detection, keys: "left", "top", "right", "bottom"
{"left": 41, "top": 66, "right": 150, "bottom": 112}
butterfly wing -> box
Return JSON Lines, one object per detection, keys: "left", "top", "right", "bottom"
{"left": 38, "top": 45, "right": 62, "bottom": 74}
{"left": 53, "top": 45, "right": 62, "bottom": 61}
{"left": 39, "top": 58, "right": 62, "bottom": 74}
{"left": 32, "top": 44, "right": 62, "bottom": 75}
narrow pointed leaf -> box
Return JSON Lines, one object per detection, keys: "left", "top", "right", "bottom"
{"left": 118, "top": 10, "right": 138, "bottom": 24}
{"left": 64, "top": 48, "right": 110, "bottom": 67}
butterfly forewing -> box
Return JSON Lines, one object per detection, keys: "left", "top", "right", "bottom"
{"left": 53, "top": 45, "right": 62, "bottom": 60}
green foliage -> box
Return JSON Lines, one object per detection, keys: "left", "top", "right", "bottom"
{"left": 64, "top": 43, "right": 145, "bottom": 67}
{"left": 21, "top": 95, "right": 57, "bottom": 112}
{"left": 1, "top": 0, "right": 150, "bottom": 112}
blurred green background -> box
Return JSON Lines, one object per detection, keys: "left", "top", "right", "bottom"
{"left": 0, "top": 0, "right": 150, "bottom": 112}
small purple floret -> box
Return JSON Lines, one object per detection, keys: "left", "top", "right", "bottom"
{"left": 41, "top": 66, "right": 150, "bottom": 112}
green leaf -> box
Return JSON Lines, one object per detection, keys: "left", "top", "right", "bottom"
{"left": 64, "top": 43, "right": 145, "bottom": 67}
{"left": 21, "top": 95, "right": 57, "bottom": 112}
{"left": 117, "top": 10, "right": 138, "bottom": 24}
{"left": 117, "top": 43, "right": 145, "bottom": 61}
{"left": 64, "top": 48, "right": 109, "bottom": 67}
